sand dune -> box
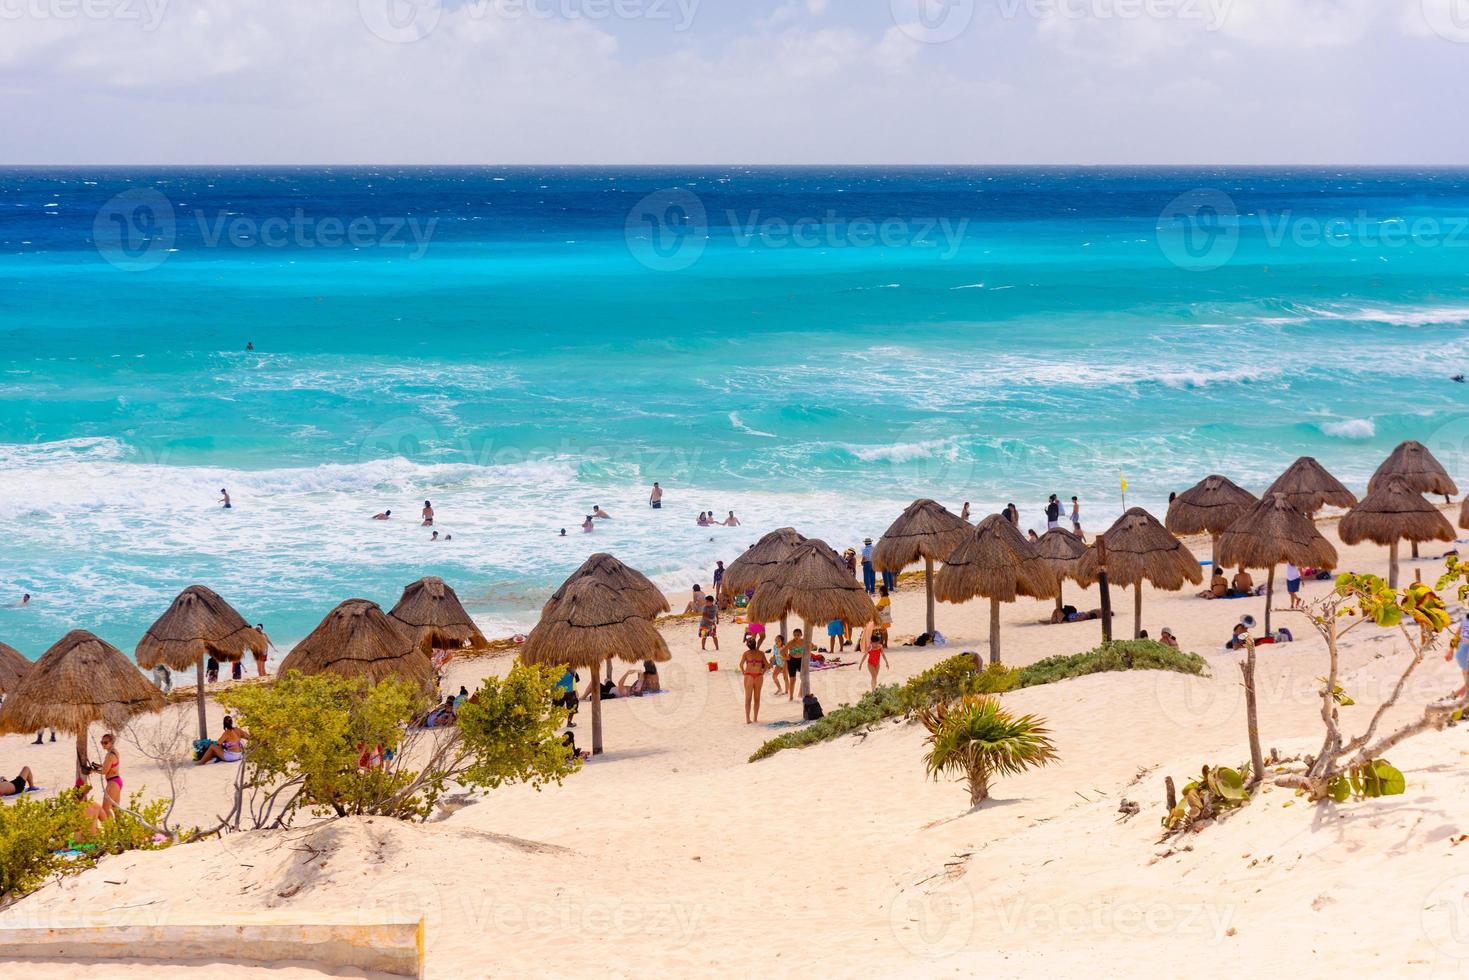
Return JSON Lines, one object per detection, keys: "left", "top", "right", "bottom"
{"left": 4, "top": 516, "right": 1469, "bottom": 977}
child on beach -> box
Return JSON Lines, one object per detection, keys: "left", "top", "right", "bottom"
{"left": 699, "top": 596, "right": 719, "bottom": 651}
{"left": 864, "top": 629, "right": 891, "bottom": 691}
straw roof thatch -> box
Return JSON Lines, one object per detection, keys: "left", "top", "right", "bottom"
{"left": 1461, "top": 495, "right": 1469, "bottom": 531}
{"left": 1264, "top": 457, "right": 1358, "bottom": 514}
{"left": 520, "top": 577, "right": 670, "bottom": 672}
{"left": 1368, "top": 440, "right": 1458, "bottom": 497}
{"left": 1035, "top": 528, "right": 1089, "bottom": 585}
{"left": 872, "top": 499, "right": 970, "bottom": 572}
{"left": 1339, "top": 477, "right": 1455, "bottom": 547}
{"left": 722, "top": 527, "right": 808, "bottom": 597}
{"left": 389, "top": 577, "right": 489, "bottom": 653}
{"left": 543, "top": 553, "right": 670, "bottom": 620}
{"left": 1076, "top": 508, "right": 1204, "bottom": 590}
{"left": 1217, "top": 493, "right": 1339, "bottom": 570}
{"left": 0, "top": 631, "right": 164, "bottom": 735}
{"left": 135, "top": 585, "right": 265, "bottom": 671}
{"left": 0, "top": 641, "right": 32, "bottom": 695}
{"left": 278, "top": 599, "right": 434, "bottom": 688}
{"left": 747, "top": 539, "right": 877, "bottom": 626}
{"left": 934, "top": 515, "right": 1057, "bottom": 604}
{"left": 1166, "top": 475, "right": 1259, "bottom": 537}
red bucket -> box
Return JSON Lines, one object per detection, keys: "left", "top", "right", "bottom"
{"left": 706, "top": 661, "right": 719, "bottom": 672}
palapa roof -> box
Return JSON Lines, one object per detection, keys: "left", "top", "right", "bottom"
{"left": 520, "top": 577, "right": 670, "bottom": 672}
{"left": 135, "top": 585, "right": 265, "bottom": 670}
{"left": 1368, "top": 440, "right": 1458, "bottom": 497}
{"left": 1217, "top": 492, "right": 1339, "bottom": 571}
{"left": 872, "top": 499, "right": 971, "bottom": 573}
{"left": 389, "top": 577, "right": 489, "bottom": 652}
{"left": 1076, "top": 508, "right": 1204, "bottom": 591}
{"left": 0, "top": 641, "right": 32, "bottom": 695}
{"left": 746, "top": 539, "right": 877, "bottom": 626}
{"left": 1263, "top": 457, "right": 1358, "bottom": 514}
{"left": 543, "top": 553, "right": 670, "bottom": 620}
{"left": 1166, "top": 475, "right": 1259, "bottom": 536}
{"left": 1035, "top": 528, "right": 1089, "bottom": 585}
{"left": 0, "top": 630, "right": 164, "bottom": 735}
{"left": 278, "top": 599, "right": 434, "bottom": 688}
{"left": 934, "top": 515, "right": 1057, "bottom": 604}
{"left": 723, "top": 527, "right": 809, "bottom": 597}
{"left": 1339, "top": 477, "right": 1455, "bottom": 547}
{"left": 1461, "top": 495, "right": 1469, "bottom": 531}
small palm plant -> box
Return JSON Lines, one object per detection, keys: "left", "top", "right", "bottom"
{"left": 920, "top": 695, "right": 1058, "bottom": 807}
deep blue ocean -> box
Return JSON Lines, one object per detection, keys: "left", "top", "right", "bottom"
{"left": 3, "top": 166, "right": 1469, "bottom": 655}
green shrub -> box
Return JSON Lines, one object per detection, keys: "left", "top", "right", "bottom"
{"left": 1014, "top": 640, "right": 1207, "bottom": 688}
{"left": 900, "top": 656, "right": 1017, "bottom": 712}
{"left": 0, "top": 790, "right": 92, "bottom": 901}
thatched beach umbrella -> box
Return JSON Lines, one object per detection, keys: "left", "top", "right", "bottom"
{"left": 389, "top": 577, "right": 489, "bottom": 658}
{"left": 873, "top": 499, "right": 971, "bottom": 636}
{"left": 543, "top": 553, "right": 670, "bottom": 620}
{"left": 935, "top": 515, "right": 1057, "bottom": 665}
{"left": 1368, "top": 440, "right": 1458, "bottom": 499}
{"left": 1077, "top": 508, "right": 1202, "bottom": 640}
{"left": 520, "top": 577, "right": 670, "bottom": 756}
{"left": 136, "top": 585, "right": 266, "bottom": 740}
{"left": 0, "top": 641, "right": 32, "bottom": 696}
{"left": 545, "top": 553, "right": 670, "bottom": 682}
{"left": 1035, "top": 528, "right": 1088, "bottom": 614}
{"left": 1166, "top": 475, "right": 1259, "bottom": 568}
{"left": 722, "top": 528, "right": 808, "bottom": 599}
{"left": 1339, "top": 477, "right": 1454, "bottom": 588}
{"left": 1218, "top": 492, "right": 1338, "bottom": 636}
{"left": 1264, "top": 457, "right": 1358, "bottom": 518}
{"left": 748, "top": 539, "right": 877, "bottom": 697}
{"left": 0, "top": 630, "right": 164, "bottom": 782}
{"left": 278, "top": 599, "right": 434, "bottom": 690}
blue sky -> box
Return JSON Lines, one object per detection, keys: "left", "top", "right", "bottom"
{"left": 2, "top": 0, "right": 1467, "bottom": 164}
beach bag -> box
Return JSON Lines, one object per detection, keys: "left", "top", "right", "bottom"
{"left": 802, "top": 694, "right": 824, "bottom": 722}
{"left": 913, "top": 632, "right": 932, "bottom": 647}
{"left": 192, "top": 738, "right": 216, "bottom": 762}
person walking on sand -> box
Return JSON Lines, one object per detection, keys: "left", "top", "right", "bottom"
{"left": 781, "top": 630, "right": 808, "bottom": 701}
{"left": 713, "top": 561, "right": 726, "bottom": 605}
{"left": 864, "top": 628, "right": 891, "bottom": 691}
{"left": 253, "top": 624, "right": 272, "bottom": 677}
{"left": 699, "top": 595, "right": 719, "bottom": 651}
{"left": 219, "top": 488, "right": 232, "bottom": 509}
{"left": 1285, "top": 561, "right": 1303, "bottom": 609}
{"left": 740, "top": 638, "right": 769, "bottom": 724}
{"left": 1071, "top": 496, "right": 1082, "bottom": 535}
{"left": 421, "top": 501, "right": 434, "bottom": 526}
{"left": 649, "top": 482, "right": 663, "bottom": 509}
{"left": 861, "top": 538, "right": 876, "bottom": 594}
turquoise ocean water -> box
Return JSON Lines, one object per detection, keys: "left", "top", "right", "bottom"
{"left": 3, "top": 167, "right": 1469, "bottom": 655}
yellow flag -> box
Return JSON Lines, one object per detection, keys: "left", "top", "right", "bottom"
{"left": 1120, "top": 471, "right": 1128, "bottom": 494}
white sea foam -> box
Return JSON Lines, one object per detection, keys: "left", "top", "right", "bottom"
{"left": 844, "top": 438, "right": 958, "bottom": 464}
{"left": 727, "top": 412, "right": 777, "bottom": 438}
{"left": 1320, "top": 418, "right": 1376, "bottom": 440}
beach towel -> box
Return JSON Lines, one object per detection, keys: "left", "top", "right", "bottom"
{"left": 0, "top": 787, "right": 45, "bottom": 801}
{"left": 810, "top": 659, "right": 856, "bottom": 671}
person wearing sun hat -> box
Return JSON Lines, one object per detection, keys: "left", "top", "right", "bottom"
{"left": 1159, "top": 626, "right": 1179, "bottom": 650}
{"left": 861, "top": 537, "right": 876, "bottom": 594}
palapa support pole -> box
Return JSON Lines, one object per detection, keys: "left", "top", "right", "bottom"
{"left": 591, "top": 664, "right": 604, "bottom": 756}
{"left": 75, "top": 729, "right": 89, "bottom": 785}
{"left": 1241, "top": 636, "right": 1265, "bottom": 788}
{"left": 988, "top": 597, "right": 1001, "bottom": 665}
{"left": 195, "top": 658, "right": 209, "bottom": 741}
{"left": 1097, "top": 534, "right": 1113, "bottom": 644}
{"left": 1210, "top": 533, "right": 1220, "bottom": 571}
{"left": 924, "top": 556, "right": 936, "bottom": 636}
{"left": 1388, "top": 540, "right": 1400, "bottom": 590}
{"left": 800, "top": 620, "right": 812, "bottom": 698}
{"left": 1264, "top": 565, "right": 1275, "bottom": 637}
{"left": 1133, "top": 586, "right": 1143, "bottom": 641}
{"left": 1412, "top": 540, "right": 1420, "bottom": 560}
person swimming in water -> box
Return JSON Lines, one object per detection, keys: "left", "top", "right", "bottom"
{"left": 582, "top": 515, "right": 595, "bottom": 533}
{"left": 592, "top": 505, "right": 611, "bottom": 519}
{"left": 430, "top": 531, "right": 440, "bottom": 541}
{"left": 219, "top": 488, "right": 231, "bottom": 509}
{"left": 421, "top": 501, "right": 434, "bottom": 526}
{"left": 372, "top": 510, "right": 391, "bottom": 520}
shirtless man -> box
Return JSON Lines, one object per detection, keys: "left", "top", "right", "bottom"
{"left": 219, "top": 488, "right": 232, "bottom": 509}
{"left": 722, "top": 511, "right": 740, "bottom": 526}
{"left": 592, "top": 505, "right": 611, "bottom": 519}
{"left": 372, "top": 510, "right": 392, "bottom": 520}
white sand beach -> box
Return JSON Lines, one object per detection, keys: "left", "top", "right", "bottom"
{"left": 3, "top": 515, "right": 1469, "bottom": 978}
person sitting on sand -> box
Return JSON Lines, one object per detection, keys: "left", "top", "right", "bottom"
{"left": 723, "top": 511, "right": 740, "bottom": 526}
{"left": 592, "top": 505, "right": 611, "bottom": 519}
{"left": 1202, "top": 568, "right": 1229, "bottom": 599}
{"left": 196, "top": 717, "right": 249, "bottom": 765}
{"left": 1048, "top": 605, "right": 1102, "bottom": 624}
{"left": 616, "top": 670, "right": 647, "bottom": 697}
{"left": 1160, "top": 627, "right": 1180, "bottom": 649}
{"left": 1229, "top": 568, "right": 1255, "bottom": 599}
{"left": 372, "top": 510, "right": 391, "bottom": 520}
{"left": 0, "top": 765, "right": 34, "bottom": 797}
{"left": 581, "top": 676, "right": 618, "bottom": 701}
{"left": 640, "top": 659, "right": 660, "bottom": 694}
{"left": 739, "top": 638, "right": 769, "bottom": 724}
{"left": 1226, "top": 623, "right": 1251, "bottom": 650}
{"left": 425, "top": 695, "right": 458, "bottom": 727}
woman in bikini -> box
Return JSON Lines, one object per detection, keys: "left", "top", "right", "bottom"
{"left": 196, "top": 716, "right": 250, "bottom": 766}
{"left": 739, "top": 638, "right": 769, "bottom": 724}
{"left": 99, "top": 732, "right": 122, "bottom": 818}
{"left": 782, "top": 629, "right": 808, "bottom": 702}
{"left": 864, "top": 629, "right": 892, "bottom": 691}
